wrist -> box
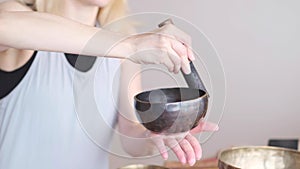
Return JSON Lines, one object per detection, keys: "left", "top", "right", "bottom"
{"left": 82, "top": 28, "right": 130, "bottom": 58}
{"left": 109, "top": 36, "right": 136, "bottom": 59}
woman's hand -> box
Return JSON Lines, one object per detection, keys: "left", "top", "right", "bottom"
{"left": 149, "top": 120, "right": 219, "bottom": 166}
{"left": 124, "top": 24, "right": 195, "bottom": 74}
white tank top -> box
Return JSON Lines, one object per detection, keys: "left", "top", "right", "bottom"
{"left": 0, "top": 51, "right": 121, "bottom": 169}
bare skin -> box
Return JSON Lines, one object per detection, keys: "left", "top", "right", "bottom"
{"left": 0, "top": 0, "right": 218, "bottom": 166}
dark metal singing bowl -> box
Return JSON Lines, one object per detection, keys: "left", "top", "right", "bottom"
{"left": 134, "top": 87, "right": 208, "bottom": 134}
{"left": 134, "top": 19, "right": 209, "bottom": 134}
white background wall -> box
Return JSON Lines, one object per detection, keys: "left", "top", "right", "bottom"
{"left": 110, "top": 0, "right": 300, "bottom": 168}
{"left": 1, "top": 0, "right": 299, "bottom": 168}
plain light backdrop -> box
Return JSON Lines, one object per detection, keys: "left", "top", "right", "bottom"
{"left": 0, "top": 0, "right": 299, "bottom": 168}
{"left": 110, "top": 0, "right": 300, "bottom": 168}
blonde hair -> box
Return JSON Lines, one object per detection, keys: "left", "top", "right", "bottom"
{"left": 18, "top": 0, "right": 130, "bottom": 32}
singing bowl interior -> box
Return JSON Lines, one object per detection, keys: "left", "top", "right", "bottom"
{"left": 119, "top": 164, "right": 169, "bottom": 169}
{"left": 134, "top": 87, "right": 208, "bottom": 134}
{"left": 218, "top": 146, "right": 300, "bottom": 169}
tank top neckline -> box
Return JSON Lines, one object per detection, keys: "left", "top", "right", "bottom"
{"left": 0, "top": 51, "right": 97, "bottom": 99}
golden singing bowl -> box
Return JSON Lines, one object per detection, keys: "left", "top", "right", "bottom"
{"left": 119, "top": 164, "right": 169, "bottom": 169}
{"left": 218, "top": 146, "right": 300, "bottom": 169}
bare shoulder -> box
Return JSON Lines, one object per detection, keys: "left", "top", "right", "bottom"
{"left": 0, "top": 0, "right": 32, "bottom": 50}
{"left": 0, "top": 0, "right": 33, "bottom": 12}
{"left": 0, "top": 1, "right": 34, "bottom": 71}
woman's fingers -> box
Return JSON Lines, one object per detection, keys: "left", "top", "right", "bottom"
{"left": 165, "top": 136, "right": 198, "bottom": 166}
{"left": 178, "top": 138, "right": 196, "bottom": 166}
{"left": 151, "top": 136, "right": 168, "bottom": 160}
{"left": 151, "top": 132, "right": 203, "bottom": 166}
{"left": 170, "top": 38, "right": 191, "bottom": 74}
{"left": 166, "top": 46, "right": 182, "bottom": 73}
{"left": 187, "top": 45, "right": 195, "bottom": 61}
{"left": 181, "top": 52, "right": 191, "bottom": 74}
{"left": 157, "top": 26, "right": 192, "bottom": 74}
{"left": 149, "top": 121, "right": 217, "bottom": 165}
{"left": 185, "top": 133, "right": 202, "bottom": 160}
{"left": 165, "top": 137, "right": 187, "bottom": 164}
{"left": 164, "top": 39, "right": 191, "bottom": 74}
{"left": 161, "top": 51, "right": 175, "bottom": 72}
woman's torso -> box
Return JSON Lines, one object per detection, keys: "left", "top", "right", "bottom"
{"left": 0, "top": 51, "right": 120, "bottom": 169}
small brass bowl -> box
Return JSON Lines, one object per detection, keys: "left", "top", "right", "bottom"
{"left": 218, "top": 146, "right": 300, "bottom": 169}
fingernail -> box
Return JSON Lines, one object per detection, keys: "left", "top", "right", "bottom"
{"left": 184, "top": 68, "right": 191, "bottom": 74}
{"left": 181, "top": 158, "right": 186, "bottom": 164}
{"left": 190, "top": 54, "right": 195, "bottom": 61}
{"left": 189, "top": 158, "right": 196, "bottom": 166}
{"left": 187, "top": 69, "right": 191, "bottom": 74}
{"left": 196, "top": 152, "right": 202, "bottom": 160}
{"left": 162, "top": 153, "right": 168, "bottom": 160}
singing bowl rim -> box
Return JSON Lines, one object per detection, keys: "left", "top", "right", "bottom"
{"left": 134, "top": 87, "right": 208, "bottom": 104}
{"left": 218, "top": 146, "right": 300, "bottom": 169}
{"left": 118, "top": 164, "right": 169, "bottom": 169}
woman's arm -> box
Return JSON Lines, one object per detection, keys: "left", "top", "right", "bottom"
{"left": 0, "top": 1, "right": 128, "bottom": 56}
{"left": 0, "top": 10, "right": 128, "bottom": 57}
{"left": 0, "top": 1, "right": 195, "bottom": 74}
{"left": 117, "top": 59, "right": 154, "bottom": 156}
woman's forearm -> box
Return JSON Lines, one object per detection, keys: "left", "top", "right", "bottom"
{"left": 117, "top": 59, "right": 156, "bottom": 157}
{"left": 118, "top": 115, "right": 155, "bottom": 157}
{"left": 0, "top": 11, "right": 131, "bottom": 58}
{"left": 0, "top": 10, "right": 194, "bottom": 74}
